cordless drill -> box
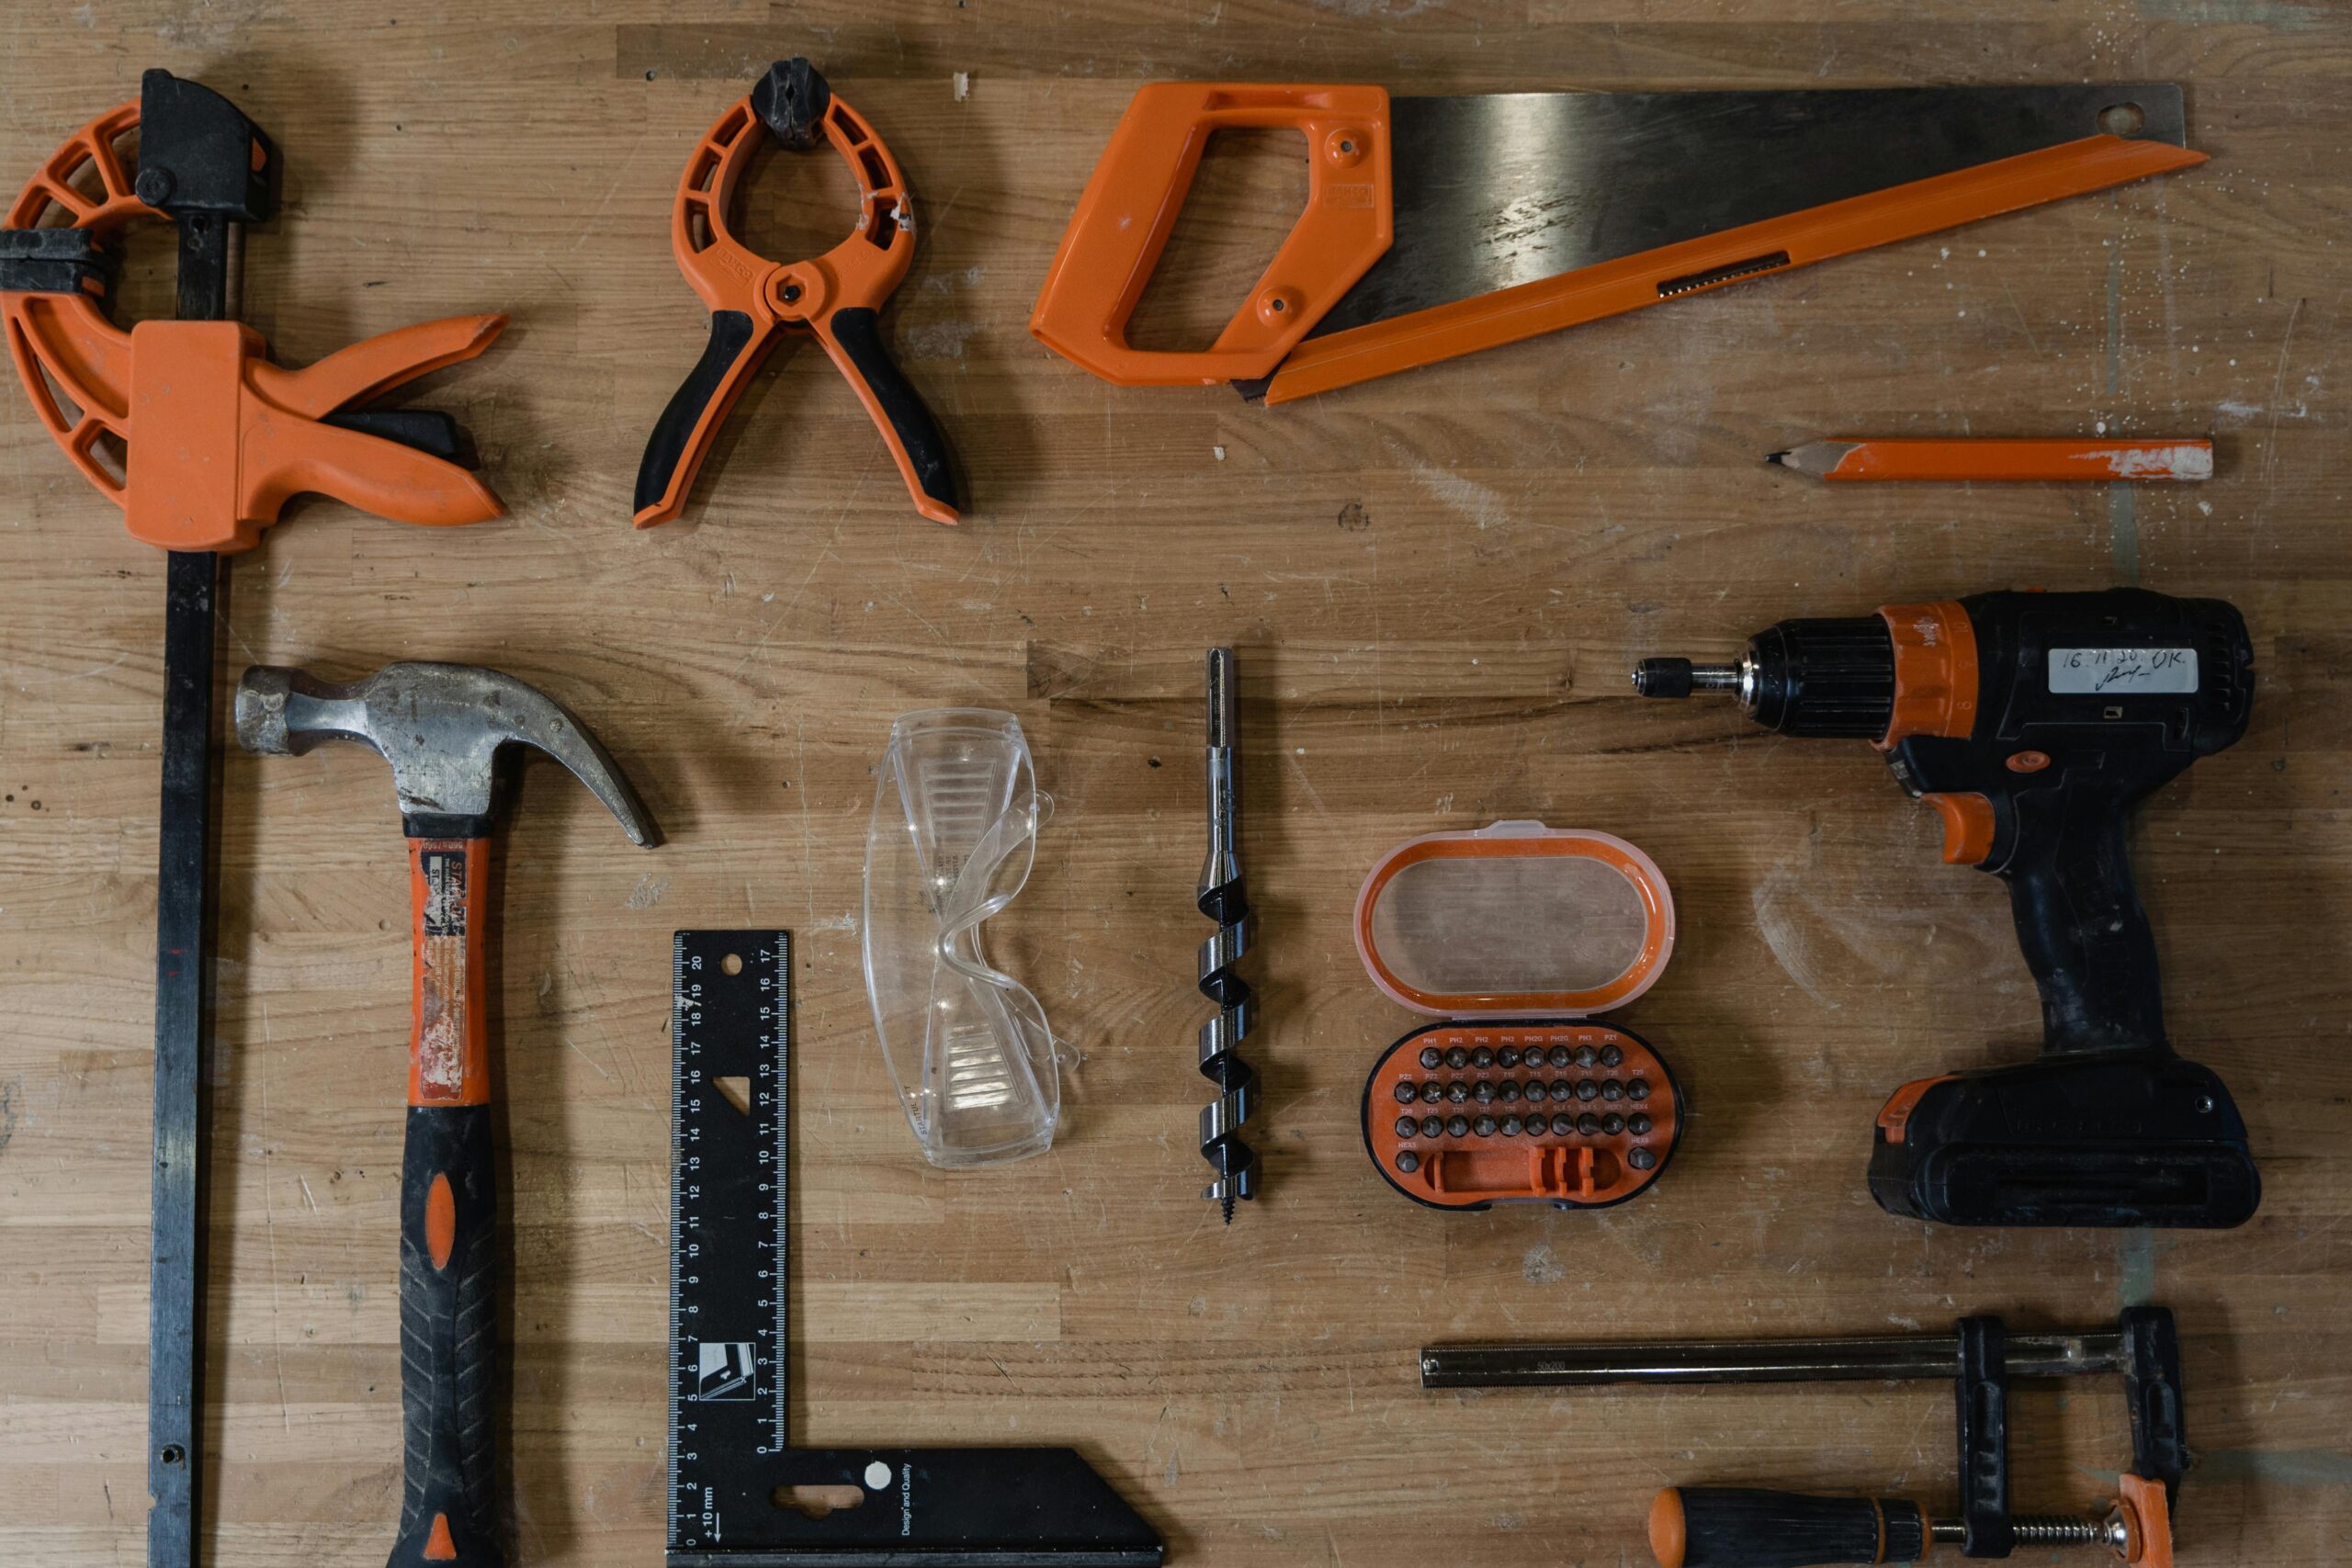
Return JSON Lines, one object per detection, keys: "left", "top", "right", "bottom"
{"left": 1634, "top": 587, "right": 2259, "bottom": 1228}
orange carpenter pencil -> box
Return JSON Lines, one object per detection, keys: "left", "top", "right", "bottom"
{"left": 1769, "top": 437, "right": 2213, "bottom": 482}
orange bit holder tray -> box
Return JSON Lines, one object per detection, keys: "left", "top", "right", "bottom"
{"left": 1353, "top": 822, "right": 1685, "bottom": 1211}
{"left": 1364, "top": 1023, "right": 1681, "bottom": 1209}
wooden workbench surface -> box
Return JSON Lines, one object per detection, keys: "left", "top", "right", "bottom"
{"left": 2, "top": 4, "right": 2346, "bottom": 1563}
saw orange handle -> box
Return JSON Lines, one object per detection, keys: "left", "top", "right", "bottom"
{"left": 634, "top": 61, "right": 956, "bottom": 528}
{"left": 392, "top": 837, "right": 501, "bottom": 1567}
{"left": 1028, "top": 84, "right": 1393, "bottom": 387}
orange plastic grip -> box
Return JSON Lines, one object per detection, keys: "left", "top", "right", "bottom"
{"left": 409, "top": 840, "right": 491, "bottom": 1109}
{"left": 1028, "top": 84, "right": 1394, "bottom": 386}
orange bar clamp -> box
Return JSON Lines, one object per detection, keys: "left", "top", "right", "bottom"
{"left": 2, "top": 97, "right": 507, "bottom": 553}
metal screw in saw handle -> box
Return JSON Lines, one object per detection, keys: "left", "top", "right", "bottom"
{"left": 1197, "top": 648, "right": 1258, "bottom": 1222}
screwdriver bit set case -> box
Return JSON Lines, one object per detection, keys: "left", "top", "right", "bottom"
{"left": 1356, "top": 820, "right": 1685, "bottom": 1210}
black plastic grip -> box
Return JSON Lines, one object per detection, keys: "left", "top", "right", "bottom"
{"left": 2002, "top": 791, "right": 2166, "bottom": 1056}
{"left": 827, "top": 305, "right": 959, "bottom": 516}
{"left": 634, "top": 309, "right": 759, "bottom": 520}
{"left": 1653, "top": 1488, "right": 1926, "bottom": 1568}
{"left": 389, "top": 1104, "right": 503, "bottom": 1567}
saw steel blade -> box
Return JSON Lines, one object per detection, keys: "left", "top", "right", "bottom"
{"left": 1310, "top": 85, "right": 2187, "bottom": 337}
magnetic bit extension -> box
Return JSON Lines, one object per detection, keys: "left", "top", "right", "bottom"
{"left": 1197, "top": 648, "right": 1259, "bottom": 1221}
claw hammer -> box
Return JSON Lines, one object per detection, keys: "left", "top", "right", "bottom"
{"left": 236, "top": 662, "right": 658, "bottom": 1566}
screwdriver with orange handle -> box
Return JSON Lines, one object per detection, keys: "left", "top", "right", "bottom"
{"left": 1634, "top": 587, "right": 2257, "bottom": 1229}
{"left": 634, "top": 59, "right": 958, "bottom": 528}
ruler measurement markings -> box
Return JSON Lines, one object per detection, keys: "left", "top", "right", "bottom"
{"left": 668, "top": 931, "right": 790, "bottom": 1556}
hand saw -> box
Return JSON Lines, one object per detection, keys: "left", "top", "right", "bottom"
{"left": 1029, "top": 84, "right": 2201, "bottom": 404}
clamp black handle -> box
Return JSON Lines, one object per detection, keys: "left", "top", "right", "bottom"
{"left": 1651, "top": 1488, "right": 1928, "bottom": 1568}
{"left": 632, "top": 309, "right": 769, "bottom": 525}
{"left": 819, "top": 304, "right": 959, "bottom": 521}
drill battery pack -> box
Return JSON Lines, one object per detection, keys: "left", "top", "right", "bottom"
{"left": 1872, "top": 1053, "right": 2259, "bottom": 1227}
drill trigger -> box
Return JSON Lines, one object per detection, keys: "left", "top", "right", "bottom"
{"left": 1922, "top": 789, "right": 1997, "bottom": 865}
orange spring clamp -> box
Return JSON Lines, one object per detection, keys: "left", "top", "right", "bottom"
{"left": 0, "top": 97, "right": 506, "bottom": 555}
{"left": 633, "top": 59, "right": 959, "bottom": 529}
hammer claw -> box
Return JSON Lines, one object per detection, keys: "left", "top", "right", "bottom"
{"left": 235, "top": 661, "right": 660, "bottom": 846}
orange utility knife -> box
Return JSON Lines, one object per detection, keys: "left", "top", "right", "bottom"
{"left": 1031, "top": 84, "right": 2204, "bottom": 405}
{"left": 635, "top": 59, "right": 958, "bottom": 528}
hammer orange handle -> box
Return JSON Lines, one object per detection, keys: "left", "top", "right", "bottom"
{"left": 409, "top": 840, "right": 490, "bottom": 1108}
{"left": 395, "top": 838, "right": 501, "bottom": 1566}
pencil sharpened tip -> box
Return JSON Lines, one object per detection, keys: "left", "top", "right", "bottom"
{"left": 1765, "top": 450, "right": 1789, "bottom": 466}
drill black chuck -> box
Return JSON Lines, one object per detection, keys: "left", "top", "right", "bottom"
{"left": 1634, "top": 617, "right": 1895, "bottom": 738}
{"left": 1743, "top": 616, "right": 1896, "bottom": 737}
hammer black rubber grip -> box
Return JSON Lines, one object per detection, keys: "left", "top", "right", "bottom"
{"left": 389, "top": 1104, "right": 503, "bottom": 1566}
{"left": 1652, "top": 1488, "right": 1926, "bottom": 1568}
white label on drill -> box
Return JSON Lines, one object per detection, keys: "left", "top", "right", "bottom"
{"left": 2049, "top": 647, "right": 2199, "bottom": 694}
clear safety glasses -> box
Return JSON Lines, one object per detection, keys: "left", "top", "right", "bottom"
{"left": 862, "top": 710, "right": 1060, "bottom": 1168}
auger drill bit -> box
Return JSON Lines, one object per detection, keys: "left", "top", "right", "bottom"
{"left": 1197, "top": 647, "right": 1259, "bottom": 1222}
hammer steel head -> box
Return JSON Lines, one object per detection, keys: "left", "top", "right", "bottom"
{"left": 235, "top": 661, "right": 659, "bottom": 845}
